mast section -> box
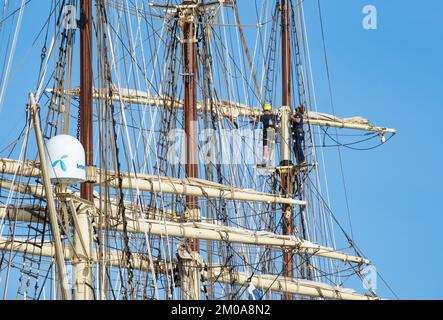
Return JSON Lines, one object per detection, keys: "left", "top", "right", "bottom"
{"left": 77, "top": 0, "right": 93, "bottom": 300}
{"left": 282, "top": 0, "right": 291, "bottom": 109}
{"left": 80, "top": 0, "right": 93, "bottom": 203}
{"left": 183, "top": 1, "right": 199, "bottom": 226}
{"left": 280, "top": 0, "right": 295, "bottom": 300}
{"left": 180, "top": 0, "right": 201, "bottom": 300}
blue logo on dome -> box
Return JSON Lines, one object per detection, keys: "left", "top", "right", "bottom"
{"left": 52, "top": 155, "right": 68, "bottom": 172}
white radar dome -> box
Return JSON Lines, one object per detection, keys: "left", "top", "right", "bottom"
{"left": 45, "top": 135, "right": 86, "bottom": 185}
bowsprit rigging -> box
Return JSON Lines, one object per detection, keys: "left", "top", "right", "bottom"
{"left": 0, "top": 0, "right": 396, "bottom": 300}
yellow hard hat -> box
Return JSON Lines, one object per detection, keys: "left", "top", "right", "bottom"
{"left": 263, "top": 104, "right": 272, "bottom": 111}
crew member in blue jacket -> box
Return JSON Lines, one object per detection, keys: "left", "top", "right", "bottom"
{"left": 253, "top": 104, "right": 277, "bottom": 166}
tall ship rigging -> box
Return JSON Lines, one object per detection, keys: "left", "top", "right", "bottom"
{"left": 0, "top": 0, "right": 395, "bottom": 300}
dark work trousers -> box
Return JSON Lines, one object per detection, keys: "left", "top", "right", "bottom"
{"left": 293, "top": 132, "right": 305, "bottom": 164}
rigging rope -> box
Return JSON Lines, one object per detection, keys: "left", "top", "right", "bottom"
{"left": 0, "top": 0, "right": 26, "bottom": 111}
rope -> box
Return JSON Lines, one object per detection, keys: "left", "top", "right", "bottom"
{"left": 0, "top": 0, "right": 26, "bottom": 111}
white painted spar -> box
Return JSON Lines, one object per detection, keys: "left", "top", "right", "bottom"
{"left": 0, "top": 157, "right": 306, "bottom": 206}
{"left": 0, "top": 237, "right": 375, "bottom": 300}
{"left": 47, "top": 88, "right": 396, "bottom": 134}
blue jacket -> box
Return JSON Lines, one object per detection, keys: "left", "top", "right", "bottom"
{"left": 257, "top": 113, "right": 277, "bottom": 130}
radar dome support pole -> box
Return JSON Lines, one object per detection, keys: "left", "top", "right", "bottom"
{"left": 77, "top": 0, "right": 94, "bottom": 300}
{"left": 28, "top": 94, "right": 70, "bottom": 300}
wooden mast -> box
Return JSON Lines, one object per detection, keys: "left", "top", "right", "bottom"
{"left": 77, "top": 0, "right": 93, "bottom": 300}
{"left": 180, "top": 0, "right": 201, "bottom": 300}
{"left": 80, "top": 1, "right": 93, "bottom": 202}
{"left": 183, "top": 0, "right": 199, "bottom": 234}
{"left": 280, "top": 0, "right": 295, "bottom": 300}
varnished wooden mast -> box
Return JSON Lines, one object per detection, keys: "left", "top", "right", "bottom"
{"left": 181, "top": 0, "right": 201, "bottom": 300}
{"left": 280, "top": 0, "right": 295, "bottom": 300}
{"left": 78, "top": 0, "right": 93, "bottom": 300}
{"left": 80, "top": 1, "right": 93, "bottom": 202}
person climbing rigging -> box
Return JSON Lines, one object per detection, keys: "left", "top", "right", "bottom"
{"left": 290, "top": 105, "right": 306, "bottom": 165}
{"left": 252, "top": 103, "right": 277, "bottom": 167}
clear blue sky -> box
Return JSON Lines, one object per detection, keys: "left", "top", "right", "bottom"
{"left": 1, "top": 0, "right": 442, "bottom": 299}
{"left": 301, "top": 0, "right": 443, "bottom": 299}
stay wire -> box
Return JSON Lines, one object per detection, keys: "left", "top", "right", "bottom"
{"left": 317, "top": 0, "right": 354, "bottom": 242}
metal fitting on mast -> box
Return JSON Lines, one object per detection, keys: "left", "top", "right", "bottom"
{"left": 280, "top": 105, "right": 292, "bottom": 164}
